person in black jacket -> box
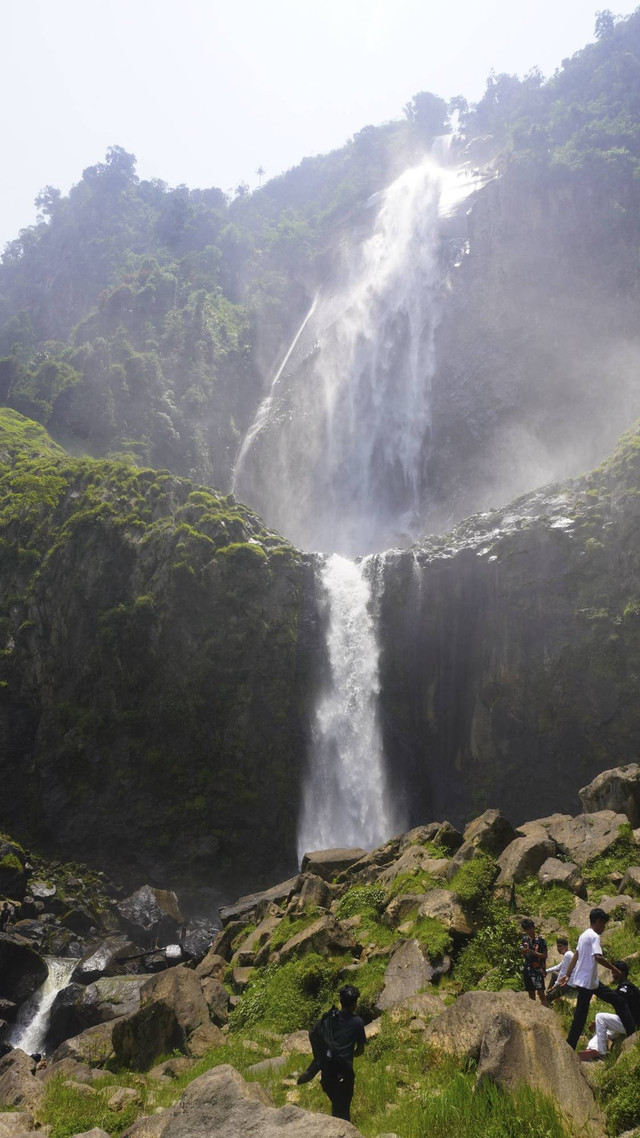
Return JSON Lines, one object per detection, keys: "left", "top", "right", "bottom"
{"left": 298, "top": 984, "right": 366, "bottom": 1121}
{"left": 579, "top": 961, "right": 640, "bottom": 1061}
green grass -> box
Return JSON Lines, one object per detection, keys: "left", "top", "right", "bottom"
{"left": 454, "top": 903, "right": 522, "bottom": 992}
{"left": 387, "top": 869, "right": 438, "bottom": 900}
{"left": 582, "top": 825, "right": 638, "bottom": 899}
{"left": 37, "top": 1072, "right": 144, "bottom": 1138}
{"left": 515, "top": 878, "right": 575, "bottom": 925}
{"left": 228, "top": 953, "right": 340, "bottom": 1034}
{"left": 598, "top": 1035, "right": 640, "bottom": 1134}
{"left": 449, "top": 855, "right": 498, "bottom": 912}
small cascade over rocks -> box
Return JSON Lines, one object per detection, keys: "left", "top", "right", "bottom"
{"left": 297, "top": 554, "right": 405, "bottom": 861}
{"left": 9, "top": 956, "right": 75, "bottom": 1055}
{"left": 234, "top": 146, "right": 479, "bottom": 558}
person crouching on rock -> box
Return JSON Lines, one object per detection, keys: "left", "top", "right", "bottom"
{"left": 520, "top": 918, "right": 548, "bottom": 1007}
{"left": 579, "top": 960, "right": 640, "bottom": 1061}
{"left": 298, "top": 984, "right": 366, "bottom": 1122}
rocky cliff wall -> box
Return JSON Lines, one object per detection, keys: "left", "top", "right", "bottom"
{"left": 0, "top": 410, "right": 321, "bottom": 893}
{"left": 378, "top": 422, "right": 640, "bottom": 828}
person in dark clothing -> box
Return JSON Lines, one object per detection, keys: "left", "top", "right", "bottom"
{"left": 297, "top": 984, "right": 366, "bottom": 1122}
{"left": 520, "top": 918, "right": 548, "bottom": 1006}
{"left": 579, "top": 961, "right": 640, "bottom": 1060}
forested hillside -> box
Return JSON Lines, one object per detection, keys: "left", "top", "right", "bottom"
{"left": 2, "top": 8, "right": 640, "bottom": 511}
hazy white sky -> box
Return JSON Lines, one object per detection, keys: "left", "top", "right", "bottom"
{"left": 2, "top": 1, "right": 638, "bottom": 249}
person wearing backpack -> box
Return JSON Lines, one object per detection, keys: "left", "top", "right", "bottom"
{"left": 297, "top": 984, "right": 366, "bottom": 1121}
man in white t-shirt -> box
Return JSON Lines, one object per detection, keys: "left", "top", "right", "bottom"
{"left": 560, "top": 907, "right": 624, "bottom": 1049}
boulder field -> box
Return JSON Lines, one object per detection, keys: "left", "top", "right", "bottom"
{"left": 2, "top": 765, "right": 640, "bottom": 1136}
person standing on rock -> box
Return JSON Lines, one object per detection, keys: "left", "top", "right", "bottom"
{"left": 560, "top": 907, "right": 624, "bottom": 1049}
{"left": 520, "top": 918, "right": 548, "bottom": 1007}
{"left": 303, "top": 984, "right": 366, "bottom": 1122}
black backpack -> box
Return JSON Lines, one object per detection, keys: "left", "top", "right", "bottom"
{"left": 309, "top": 1005, "right": 340, "bottom": 1066}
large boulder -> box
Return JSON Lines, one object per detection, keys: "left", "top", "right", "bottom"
{"left": 0, "top": 934, "right": 48, "bottom": 1003}
{"left": 111, "top": 965, "right": 211, "bottom": 1070}
{"left": 51, "top": 1019, "right": 120, "bottom": 1066}
{"left": 424, "top": 991, "right": 603, "bottom": 1135}
{"left": 619, "top": 866, "right": 640, "bottom": 896}
{"left": 276, "top": 915, "right": 356, "bottom": 963}
{"left": 495, "top": 837, "right": 556, "bottom": 885}
{"left": 231, "top": 915, "right": 281, "bottom": 966}
{"left": 579, "top": 765, "right": 640, "bottom": 827}
{"left": 286, "top": 874, "right": 335, "bottom": 916}
{"left": 545, "top": 812, "right": 632, "bottom": 868}
{"left": 299, "top": 850, "right": 367, "bottom": 883}
{"left": 537, "top": 858, "right": 586, "bottom": 897}
{"left": 0, "top": 1048, "right": 44, "bottom": 1111}
{"left": 416, "top": 890, "right": 474, "bottom": 938}
{"left": 122, "top": 1063, "right": 365, "bottom": 1137}
{"left": 0, "top": 840, "right": 27, "bottom": 901}
{"left": 376, "top": 940, "right": 434, "bottom": 1011}
{"left": 200, "top": 977, "right": 230, "bottom": 1026}
{"left": 463, "top": 810, "right": 519, "bottom": 857}
{"left": 116, "top": 887, "right": 182, "bottom": 949}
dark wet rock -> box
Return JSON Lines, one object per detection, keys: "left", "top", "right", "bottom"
{"left": 0, "top": 841, "right": 27, "bottom": 901}
{"left": 219, "top": 876, "right": 299, "bottom": 926}
{"left": 0, "top": 999, "right": 17, "bottom": 1023}
{"left": 112, "top": 1002, "right": 184, "bottom": 1072}
{"left": 116, "top": 887, "right": 182, "bottom": 949}
{"left": 579, "top": 765, "right": 640, "bottom": 828}
{"left": 8, "top": 921, "right": 46, "bottom": 947}
{"left": 45, "top": 984, "right": 87, "bottom": 1052}
{"left": 71, "top": 936, "right": 143, "bottom": 984}
{"left": 300, "top": 849, "right": 367, "bottom": 882}
{"left": 0, "top": 934, "right": 48, "bottom": 1004}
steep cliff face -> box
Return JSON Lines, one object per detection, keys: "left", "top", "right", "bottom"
{"left": 0, "top": 410, "right": 320, "bottom": 892}
{"left": 377, "top": 422, "right": 640, "bottom": 828}
{"left": 428, "top": 167, "right": 640, "bottom": 527}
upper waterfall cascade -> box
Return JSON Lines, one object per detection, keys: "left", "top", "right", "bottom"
{"left": 234, "top": 147, "right": 478, "bottom": 558}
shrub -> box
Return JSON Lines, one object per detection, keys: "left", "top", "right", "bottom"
{"left": 449, "top": 855, "right": 497, "bottom": 911}
{"left": 515, "top": 877, "right": 575, "bottom": 924}
{"left": 229, "top": 953, "right": 339, "bottom": 1034}
{"left": 336, "top": 885, "right": 387, "bottom": 920}
{"left": 454, "top": 903, "right": 522, "bottom": 991}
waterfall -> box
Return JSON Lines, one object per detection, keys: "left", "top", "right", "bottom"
{"left": 297, "top": 554, "right": 404, "bottom": 859}
{"left": 9, "top": 957, "right": 76, "bottom": 1055}
{"left": 234, "top": 149, "right": 478, "bottom": 558}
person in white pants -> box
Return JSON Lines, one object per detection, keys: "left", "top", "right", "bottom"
{"left": 585, "top": 1012, "right": 626, "bottom": 1056}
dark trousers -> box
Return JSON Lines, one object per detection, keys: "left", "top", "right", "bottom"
{"left": 567, "top": 985, "right": 600, "bottom": 1049}
{"left": 321, "top": 1064, "right": 355, "bottom": 1121}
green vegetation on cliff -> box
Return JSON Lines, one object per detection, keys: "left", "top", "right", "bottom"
{"left": 0, "top": 408, "right": 309, "bottom": 888}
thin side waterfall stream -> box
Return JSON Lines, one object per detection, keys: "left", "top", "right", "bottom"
{"left": 9, "top": 957, "right": 76, "bottom": 1055}
{"left": 297, "top": 554, "right": 404, "bottom": 859}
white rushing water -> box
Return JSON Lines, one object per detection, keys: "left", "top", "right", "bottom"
{"left": 235, "top": 147, "right": 479, "bottom": 558}
{"left": 9, "top": 957, "right": 75, "bottom": 1055}
{"left": 297, "top": 554, "right": 404, "bottom": 860}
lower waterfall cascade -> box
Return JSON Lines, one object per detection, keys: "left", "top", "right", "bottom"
{"left": 9, "top": 957, "right": 76, "bottom": 1055}
{"left": 297, "top": 554, "right": 405, "bottom": 861}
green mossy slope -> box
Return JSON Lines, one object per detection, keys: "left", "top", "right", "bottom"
{"left": 0, "top": 409, "right": 313, "bottom": 890}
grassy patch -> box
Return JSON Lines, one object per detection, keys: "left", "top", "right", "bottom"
{"left": 449, "top": 855, "right": 497, "bottom": 912}
{"left": 229, "top": 953, "right": 340, "bottom": 1034}
{"left": 515, "top": 877, "right": 575, "bottom": 924}
{"left": 387, "top": 869, "right": 437, "bottom": 900}
{"left": 37, "top": 1072, "right": 144, "bottom": 1138}
{"left": 582, "top": 825, "right": 639, "bottom": 899}
{"left": 454, "top": 903, "right": 522, "bottom": 992}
